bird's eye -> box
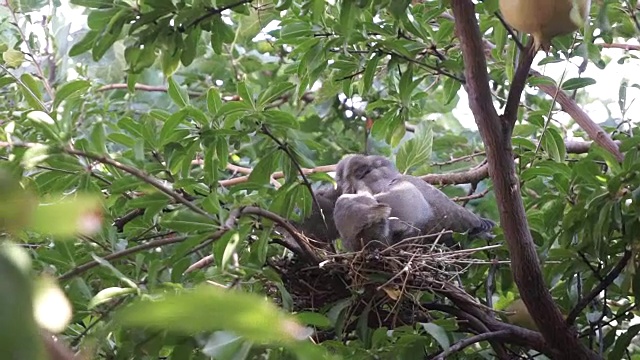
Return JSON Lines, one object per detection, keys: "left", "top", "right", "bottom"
{"left": 355, "top": 167, "right": 371, "bottom": 179}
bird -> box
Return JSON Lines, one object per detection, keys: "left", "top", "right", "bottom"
{"left": 498, "top": 0, "right": 591, "bottom": 53}
{"left": 371, "top": 178, "right": 435, "bottom": 241}
{"left": 335, "top": 154, "right": 495, "bottom": 244}
{"left": 504, "top": 298, "right": 568, "bottom": 331}
{"left": 333, "top": 191, "right": 392, "bottom": 252}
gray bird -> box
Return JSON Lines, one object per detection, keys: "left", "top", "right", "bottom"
{"left": 333, "top": 191, "right": 392, "bottom": 252}
{"left": 335, "top": 154, "right": 495, "bottom": 244}
{"left": 373, "top": 179, "right": 434, "bottom": 241}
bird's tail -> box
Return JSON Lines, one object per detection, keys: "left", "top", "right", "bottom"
{"left": 469, "top": 217, "right": 496, "bottom": 237}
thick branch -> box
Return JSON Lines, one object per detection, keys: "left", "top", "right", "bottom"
{"left": 421, "top": 163, "right": 489, "bottom": 185}
{"left": 451, "top": 2, "right": 600, "bottom": 359}
{"left": 440, "top": 285, "right": 552, "bottom": 356}
{"left": 503, "top": 40, "right": 536, "bottom": 128}
{"left": 532, "top": 70, "right": 624, "bottom": 162}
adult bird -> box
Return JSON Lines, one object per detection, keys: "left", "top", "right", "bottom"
{"left": 335, "top": 154, "right": 495, "bottom": 244}
{"left": 499, "top": 0, "right": 591, "bottom": 53}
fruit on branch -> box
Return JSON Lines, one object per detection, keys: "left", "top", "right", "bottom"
{"left": 499, "top": 0, "right": 591, "bottom": 52}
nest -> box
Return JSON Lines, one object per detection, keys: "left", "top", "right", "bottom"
{"left": 270, "top": 232, "right": 500, "bottom": 334}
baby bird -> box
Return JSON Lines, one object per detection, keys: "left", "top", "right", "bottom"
{"left": 333, "top": 191, "right": 392, "bottom": 252}
{"left": 499, "top": 0, "right": 591, "bottom": 52}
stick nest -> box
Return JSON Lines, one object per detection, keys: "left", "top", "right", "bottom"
{"left": 271, "top": 233, "right": 497, "bottom": 324}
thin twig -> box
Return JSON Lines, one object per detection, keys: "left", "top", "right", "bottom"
{"left": 63, "top": 147, "right": 217, "bottom": 222}
{"left": 433, "top": 330, "right": 511, "bottom": 360}
{"left": 260, "top": 125, "right": 324, "bottom": 223}
{"left": 6, "top": 4, "right": 54, "bottom": 99}
{"left": 58, "top": 236, "right": 189, "bottom": 281}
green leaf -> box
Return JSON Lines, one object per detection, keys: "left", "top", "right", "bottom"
{"left": 167, "top": 76, "right": 189, "bottom": 108}
{"left": 0, "top": 171, "right": 37, "bottom": 233}
{"left": 361, "top": 53, "right": 381, "bottom": 94}
{"left": 88, "top": 286, "right": 137, "bottom": 309}
{"left": 21, "top": 143, "right": 51, "bottom": 169}
{"left": 275, "top": 0, "right": 293, "bottom": 10}
{"left": 54, "top": 79, "right": 90, "bottom": 108}
{"left": 248, "top": 150, "right": 281, "bottom": 185}
{"left": 30, "top": 194, "right": 104, "bottom": 238}
{"left": 398, "top": 66, "right": 414, "bottom": 107}
{"left": 540, "top": 127, "right": 566, "bottom": 162}
{"left": 217, "top": 101, "right": 253, "bottom": 118}
{"left": 160, "top": 108, "right": 189, "bottom": 145}
{"left": 236, "top": 81, "right": 254, "bottom": 109}
{"left": 396, "top": 122, "right": 433, "bottom": 173}
{"left": 339, "top": 0, "right": 356, "bottom": 35}
{"left": 200, "top": 331, "right": 251, "bottom": 359}
{"left": 388, "top": 112, "right": 407, "bottom": 148}
{"left": 421, "top": 323, "right": 450, "bottom": 351}
{"left": 115, "top": 285, "right": 313, "bottom": 343}
{"left": 181, "top": 27, "right": 201, "bottom": 67}
{"left": 528, "top": 75, "right": 557, "bottom": 87}
{"left": 90, "top": 253, "right": 139, "bottom": 289}
{"left": 207, "top": 87, "right": 223, "bottom": 114}
{"left": 92, "top": 32, "right": 119, "bottom": 61}
{"left": 221, "top": 231, "right": 241, "bottom": 270}
{"left": 257, "top": 82, "right": 295, "bottom": 108}
{"left": 441, "top": 77, "right": 461, "bottom": 105}
{"left": 561, "top": 77, "right": 596, "bottom": 91}
{"left": 69, "top": 30, "right": 100, "bottom": 57}
{"left": 161, "top": 210, "right": 218, "bottom": 233}
{"left": 0, "top": 243, "right": 44, "bottom": 360}
{"left": 263, "top": 109, "right": 298, "bottom": 129}
{"left": 280, "top": 21, "right": 313, "bottom": 41}
{"left": 295, "top": 312, "right": 332, "bottom": 328}
{"left": 2, "top": 49, "right": 24, "bottom": 67}
{"left": 19, "top": 73, "right": 46, "bottom": 112}
{"left": 609, "top": 324, "right": 640, "bottom": 360}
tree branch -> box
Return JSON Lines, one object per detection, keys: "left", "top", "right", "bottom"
{"left": 422, "top": 303, "right": 510, "bottom": 359}
{"left": 432, "top": 330, "right": 510, "bottom": 360}
{"left": 451, "top": 2, "right": 600, "bottom": 359}
{"left": 96, "top": 83, "right": 199, "bottom": 97}
{"left": 439, "top": 285, "right": 552, "bottom": 357}
{"left": 260, "top": 125, "right": 325, "bottom": 225}
{"left": 185, "top": 205, "right": 321, "bottom": 270}
{"left": 63, "top": 147, "right": 217, "bottom": 222}
{"left": 185, "top": 0, "right": 253, "bottom": 29}
{"left": 241, "top": 206, "right": 320, "bottom": 264}
{"left": 566, "top": 249, "right": 632, "bottom": 325}
{"left": 598, "top": 43, "right": 640, "bottom": 51}
{"left": 531, "top": 70, "right": 624, "bottom": 162}
{"left": 58, "top": 235, "right": 188, "bottom": 281}
{"left": 503, "top": 40, "right": 536, "bottom": 129}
